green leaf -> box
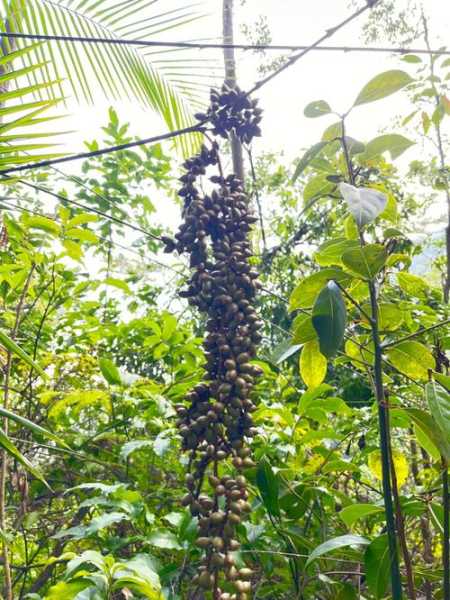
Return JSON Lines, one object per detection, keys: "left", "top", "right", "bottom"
{"left": 387, "top": 341, "right": 435, "bottom": 381}
{"left": 353, "top": 70, "right": 413, "bottom": 106}
{"left": 365, "top": 134, "right": 414, "bottom": 160}
{"left": 0, "top": 330, "right": 46, "bottom": 378}
{"left": 99, "top": 357, "right": 122, "bottom": 386}
{"left": 104, "top": 277, "right": 131, "bottom": 294}
{"left": 300, "top": 340, "right": 327, "bottom": 388}
{"left": 303, "top": 175, "right": 335, "bottom": 203}
{"left": 404, "top": 408, "right": 450, "bottom": 461}
{"left": 271, "top": 339, "right": 301, "bottom": 364}
{"left": 289, "top": 269, "right": 351, "bottom": 311}
{"left": 339, "top": 504, "right": 383, "bottom": 527}
{"left": 434, "top": 372, "right": 450, "bottom": 392}
{"left": 292, "top": 141, "right": 329, "bottom": 182}
{"left": 306, "top": 534, "right": 369, "bottom": 566}
{"left": 314, "top": 238, "right": 360, "bottom": 267}
{"left": 147, "top": 529, "right": 181, "bottom": 550}
{"left": 256, "top": 456, "right": 280, "bottom": 517}
{"left": 312, "top": 281, "right": 347, "bottom": 358}
{"left": 292, "top": 314, "right": 317, "bottom": 344}
{"left": 0, "top": 407, "right": 68, "bottom": 449}
{"left": 342, "top": 244, "right": 387, "bottom": 280}
{"left": 322, "top": 121, "right": 343, "bottom": 141}
{"left": 304, "top": 100, "right": 332, "bottom": 118}
{"left": 397, "top": 272, "right": 429, "bottom": 298}
{"left": 364, "top": 534, "right": 390, "bottom": 599}
{"left": 0, "top": 428, "right": 48, "bottom": 487}
{"left": 426, "top": 381, "right": 450, "bottom": 440}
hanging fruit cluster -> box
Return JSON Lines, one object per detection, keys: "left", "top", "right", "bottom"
{"left": 163, "top": 84, "right": 263, "bottom": 599}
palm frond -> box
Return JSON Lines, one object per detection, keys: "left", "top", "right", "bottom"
{"left": 1, "top": 0, "right": 222, "bottom": 153}
{"left": 0, "top": 43, "right": 66, "bottom": 169}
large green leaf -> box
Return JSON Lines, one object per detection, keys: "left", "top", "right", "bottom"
{"left": 339, "top": 503, "right": 383, "bottom": 527}
{"left": 289, "top": 269, "right": 351, "bottom": 311}
{"left": 256, "top": 456, "right": 280, "bottom": 517}
{"left": 365, "top": 134, "right": 414, "bottom": 160}
{"left": 304, "top": 100, "right": 332, "bottom": 118}
{"left": 312, "top": 281, "right": 347, "bottom": 358}
{"left": 353, "top": 70, "right": 413, "bottom": 106}
{"left": 364, "top": 534, "right": 390, "bottom": 599}
{"left": 404, "top": 408, "right": 450, "bottom": 461}
{"left": 426, "top": 381, "right": 450, "bottom": 440}
{"left": 387, "top": 341, "right": 435, "bottom": 381}
{"left": 0, "top": 330, "right": 46, "bottom": 378}
{"left": 342, "top": 245, "right": 387, "bottom": 280}
{"left": 306, "top": 534, "right": 369, "bottom": 566}
{"left": 300, "top": 340, "right": 327, "bottom": 388}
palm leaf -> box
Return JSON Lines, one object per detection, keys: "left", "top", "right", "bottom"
{"left": 1, "top": 0, "right": 221, "bottom": 153}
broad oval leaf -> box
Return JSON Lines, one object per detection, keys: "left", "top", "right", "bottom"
{"left": 364, "top": 534, "right": 390, "bottom": 599}
{"left": 314, "top": 238, "right": 360, "bottom": 267}
{"left": 342, "top": 244, "right": 387, "bottom": 280}
{"left": 306, "top": 534, "right": 369, "bottom": 566}
{"left": 300, "top": 340, "right": 327, "bottom": 388}
{"left": 292, "top": 314, "right": 317, "bottom": 344}
{"left": 404, "top": 408, "right": 450, "bottom": 461}
{"left": 353, "top": 70, "right": 413, "bottom": 106}
{"left": 426, "top": 381, "right": 450, "bottom": 440}
{"left": 304, "top": 100, "right": 331, "bottom": 118}
{"left": 312, "top": 281, "right": 347, "bottom": 358}
{"left": 339, "top": 183, "right": 387, "bottom": 227}
{"left": 365, "top": 134, "right": 414, "bottom": 160}
{"left": 256, "top": 456, "right": 280, "bottom": 517}
{"left": 387, "top": 341, "right": 435, "bottom": 381}
{"left": 289, "top": 268, "right": 351, "bottom": 311}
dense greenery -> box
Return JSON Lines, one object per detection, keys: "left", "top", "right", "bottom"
{"left": 0, "top": 2, "right": 449, "bottom": 600}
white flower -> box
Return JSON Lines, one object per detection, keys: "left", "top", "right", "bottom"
{"left": 339, "top": 182, "right": 387, "bottom": 227}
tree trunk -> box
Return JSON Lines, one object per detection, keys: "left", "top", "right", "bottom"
{"left": 222, "top": 0, "right": 245, "bottom": 183}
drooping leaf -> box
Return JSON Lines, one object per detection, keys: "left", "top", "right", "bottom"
{"left": 426, "top": 381, "right": 450, "bottom": 440}
{"left": 353, "top": 70, "right": 413, "bottom": 106}
{"left": 99, "top": 358, "right": 122, "bottom": 386}
{"left": 312, "top": 281, "right": 347, "bottom": 358}
{"left": 304, "top": 100, "right": 332, "bottom": 118}
{"left": 364, "top": 534, "right": 391, "bottom": 599}
{"left": 300, "top": 340, "right": 327, "bottom": 388}
{"left": 306, "top": 534, "right": 369, "bottom": 566}
{"left": 339, "top": 183, "right": 387, "bottom": 228}
{"left": 0, "top": 330, "right": 46, "bottom": 378}
{"left": 256, "top": 456, "right": 280, "bottom": 517}
{"left": 404, "top": 408, "right": 450, "bottom": 461}
{"left": 292, "top": 141, "right": 329, "bottom": 182}
{"left": 365, "top": 134, "right": 414, "bottom": 160}
{"left": 342, "top": 245, "right": 387, "bottom": 280}
{"left": 387, "top": 341, "right": 435, "bottom": 381}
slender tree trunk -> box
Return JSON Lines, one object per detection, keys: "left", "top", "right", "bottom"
{"left": 222, "top": 0, "right": 245, "bottom": 183}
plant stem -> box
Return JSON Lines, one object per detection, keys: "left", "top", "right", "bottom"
{"left": 443, "top": 458, "right": 450, "bottom": 600}
{"left": 368, "top": 280, "right": 403, "bottom": 599}
{"left": 387, "top": 412, "right": 416, "bottom": 599}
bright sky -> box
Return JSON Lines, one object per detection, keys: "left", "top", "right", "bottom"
{"left": 57, "top": 0, "right": 450, "bottom": 163}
